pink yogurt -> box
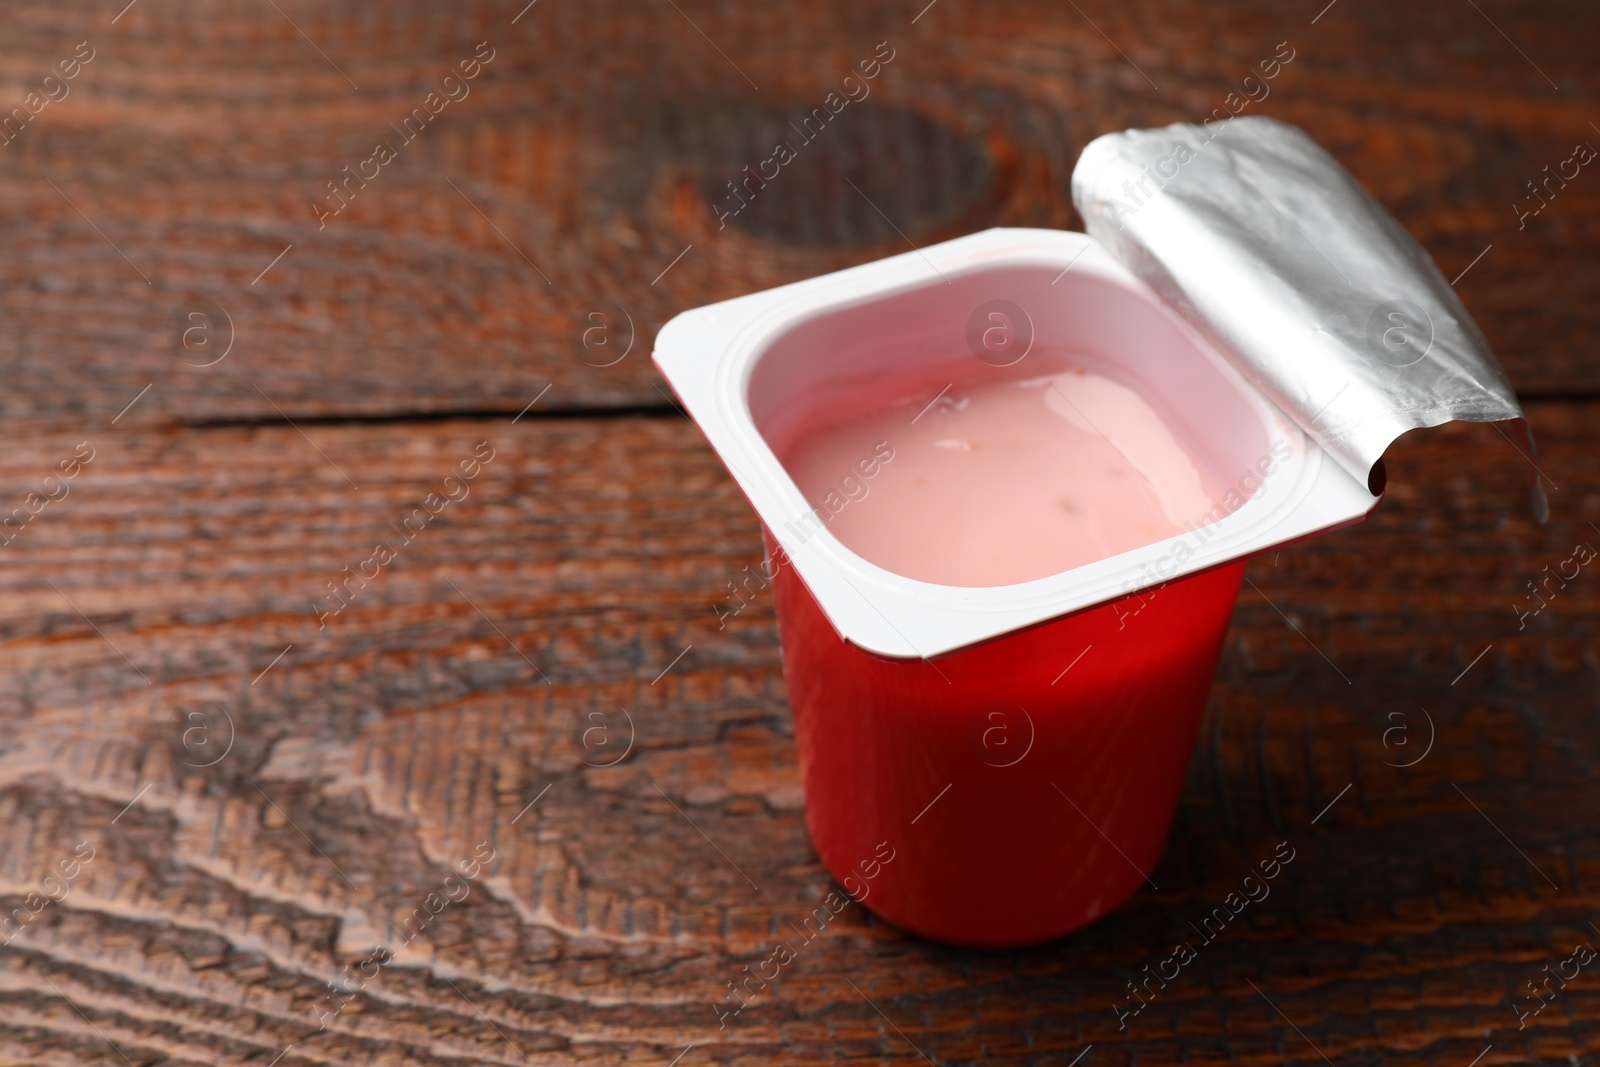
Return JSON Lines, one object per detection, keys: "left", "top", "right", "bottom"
{"left": 778, "top": 357, "right": 1228, "bottom": 587}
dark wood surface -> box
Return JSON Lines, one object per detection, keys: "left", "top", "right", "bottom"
{"left": 1, "top": 1, "right": 1597, "bottom": 1065}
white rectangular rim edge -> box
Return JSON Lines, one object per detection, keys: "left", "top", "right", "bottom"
{"left": 653, "top": 227, "right": 1378, "bottom": 658}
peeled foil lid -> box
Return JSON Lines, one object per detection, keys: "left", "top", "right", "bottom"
{"left": 1071, "top": 117, "right": 1525, "bottom": 498}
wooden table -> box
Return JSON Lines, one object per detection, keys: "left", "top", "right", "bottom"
{"left": 1, "top": 1, "right": 1597, "bottom": 1064}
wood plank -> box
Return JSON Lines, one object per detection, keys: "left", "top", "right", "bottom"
{"left": 0, "top": 401, "right": 1595, "bottom": 1065}
{"left": 0, "top": 0, "right": 1596, "bottom": 425}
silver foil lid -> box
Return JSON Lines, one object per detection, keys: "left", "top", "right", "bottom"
{"left": 1071, "top": 117, "right": 1523, "bottom": 494}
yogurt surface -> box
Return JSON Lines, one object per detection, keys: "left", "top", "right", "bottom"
{"left": 780, "top": 359, "right": 1225, "bottom": 587}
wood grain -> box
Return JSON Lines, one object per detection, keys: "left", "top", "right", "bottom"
{"left": 3, "top": 0, "right": 1599, "bottom": 1063}
{"left": 0, "top": 0, "right": 1596, "bottom": 425}
{"left": 0, "top": 403, "right": 1595, "bottom": 1065}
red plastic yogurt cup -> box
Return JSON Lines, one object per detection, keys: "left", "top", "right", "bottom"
{"left": 654, "top": 228, "right": 1380, "bottom": 947}
{"left": 771, "top": 540, "right": 1248, "bottom": 947}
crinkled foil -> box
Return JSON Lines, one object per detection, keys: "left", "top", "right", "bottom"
{"left": 1071, "top": 117, "right": 1523, "bottom": 495}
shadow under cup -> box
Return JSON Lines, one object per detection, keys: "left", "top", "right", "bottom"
{"left": 749, "top": 262, "right": 1269, "bottom": 948}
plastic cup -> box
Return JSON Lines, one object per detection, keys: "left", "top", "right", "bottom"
{"left": 653, "top": 228, "right": 1378, "bottom": 947}
{"left": 771, "top": 529, "right": 1246, "bottom": 947}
